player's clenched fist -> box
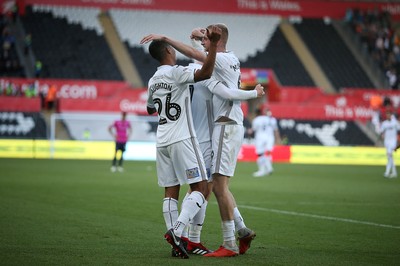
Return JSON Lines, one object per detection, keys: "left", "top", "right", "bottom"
{"left": 255, "top": 84, "right": 265, "bottom": 98}
{"left": 206, "top": 25, "right": 221, "bottom": 43}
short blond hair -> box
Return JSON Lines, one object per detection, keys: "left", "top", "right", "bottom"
{"left": 207, "top": 23, "right": 228, "bottom": 45}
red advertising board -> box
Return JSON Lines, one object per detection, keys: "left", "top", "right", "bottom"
{"left": 267, "top": 103, "right": 374, "bottom": 121}
{"left": 344, "top": 88, "right": 400, "bottom": 108}
{"left": 267, "top": 86, "right": 400, "bottom": 121}
{"left": 238, "top": 144, "right": 291, "bottom": 162}
{"left": 0, "top": 77, "right": 132, "bottom": 99}
{"left": 0, "top": 96, "right": 41, "bottom": 112}
{"left": 59, "top": 89, "right": 149, "bottom": 114}
{"left": 19, "top": 0, "right": 400, "bottom": 20}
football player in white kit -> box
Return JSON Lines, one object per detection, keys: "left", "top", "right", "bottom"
{"left": 379, "top": 111, "right": 400, "bottom": 178}
{"left": 141, "top": 24, "right": 257, "bottom": 257}
{"left": 144, "top": 26, "right": 221, "bottom": 259}
{"left": 179, "top": 29, "right": 264, "bottom": 255}
{"left": 249, "top": 108, "right": 281, "bottom": 177}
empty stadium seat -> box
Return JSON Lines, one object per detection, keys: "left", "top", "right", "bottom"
{"left": 293, "top": 18, "right": 374, "bottom": 90}
{"left": 21, "top": 5, "right": 123, "bottom": 80}
{"left": 32, "top": 5, "right": 103, "bottom": 35}
{"left": 109, "top": 9, "right": 280, "bottom": 62}
{"left": 242, "top": 27, "right": 315, "bottom": 86}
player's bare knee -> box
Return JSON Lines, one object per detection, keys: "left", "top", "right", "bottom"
{"left": 190, "top": 180, "right": 208, "bottom": 196}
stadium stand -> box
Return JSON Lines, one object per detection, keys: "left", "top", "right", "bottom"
{"left": 241, "top": 26, "right": 315, "bottom": 86}
{"left": 109, "top": 9, "right": 281, "bottom": 84}
{"left": 293, "top": 18, "right": 375, "bottom": 90}
{"left": 19, "top": 5, "right": 123, "bottom": 80}
{"left": 35, "top": 5, "right": 103, "bottom": 35}
{"left": 0, "top": 14, "right": 24, "bottom": 77}
{"left": 109, "top": 9, "right": 280, "bottom": 61}
{"left": 345, "top": 8, "right": 398, "bottom": 89}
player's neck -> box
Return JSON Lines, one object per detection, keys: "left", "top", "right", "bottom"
{"left": 216, "top": 47, "right": 227, "bottom": 53}
{"left": 161, "top": 57, "right": 176, "bottom": 66}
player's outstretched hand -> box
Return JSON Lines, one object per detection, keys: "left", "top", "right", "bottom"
{"left": 140, "top": 34, "right": 165, "bottom": 44}
{"left": 207, "top": 25, "right": 221, "bottom": 43}
{"left": 191, "top": 28, "right": 206, "bottom": 41}
{"left": 255, "top": 84, "right": 265, "bottom": 98}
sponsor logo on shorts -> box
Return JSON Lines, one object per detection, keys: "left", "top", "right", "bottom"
{"left": 186, "top": 167, "right": 200, "bottom": 179}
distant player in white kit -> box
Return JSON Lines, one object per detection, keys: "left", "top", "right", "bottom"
{"left": 249, "top": 108, "right": 281, "bottom": 177}
{"left": 380, "top": 111, "right": 400, "bottom": 178}
{"left": 143, "top": 26, "right": 221, "bottom": 259}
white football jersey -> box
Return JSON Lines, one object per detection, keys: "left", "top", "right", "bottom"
{"left": 380, "top": 116, "right": 400, "bottom": 146}
{"left": 212, "top": 52, "right": 243, "bottom": 125}
{"left": 147, "top": 65, "right": 197, "bottom": 147}
{"left": 188, "top": 63, "right": 214, "bottom": 144}
{"left": 252, "top": 115, "right": 278, "bottom": 141}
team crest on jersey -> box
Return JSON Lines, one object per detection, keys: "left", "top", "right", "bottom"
{"left": 186, "top": 167, "right": 200, "bottom": 179}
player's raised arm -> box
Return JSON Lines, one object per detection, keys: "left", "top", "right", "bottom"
{"left": 190, "top": 28, "right": 206, "bottom": 52}
{"left": 193, "top": 26, "right": 221, "bottom": 82}
{"left": 205, "top": 80, "right": 265, "bottom": 100}
{"left": 140, "top": 34, "right": 207, "bottom": 63}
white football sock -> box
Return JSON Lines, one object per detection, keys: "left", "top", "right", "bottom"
{"left": 189, "top": 200, "right": 208, "bottom": 243}
{"left": 181, "top": 193, "right": 190, "bottom": 239}
{"left": 222, "top": 220, "right": 237, "bottom": 249}
{"left": 386, "top": 154, "right": 393, "bottom": 175}
{"left": 162, "top": 198, "right": 178, "bottom": 230}
{"left": 173, "top": 191, "right": 205, "bottom": 237}
{"left": 392, "top": 157, "right": 397, "bottom": 175}
{"left": 256, "top": 156, "right": 264, "bottom": 172}
{"left": 265, "top": 155, "right": 273, "bottom": 172}
{"left": 233, "top": 207, "right": 246, "bottom": 232}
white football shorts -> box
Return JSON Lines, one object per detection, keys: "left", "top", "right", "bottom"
{"left": 385, "top": 139, "right": 397, "bottom": 154}
{"left": 156, "top": 138, "right": 208, "bottom": 187}
{"left": 255, "top": 135, "right": 275, "bottom": 155}
{"left": 199, "top": 140, "right": 212, "bottom": 181}
{"left": 211, "top": 124, "right": 244, "bottom": 177}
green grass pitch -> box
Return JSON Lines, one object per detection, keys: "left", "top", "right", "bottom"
{"left": 1, "top": 159, "right": 399, "bottom": 265}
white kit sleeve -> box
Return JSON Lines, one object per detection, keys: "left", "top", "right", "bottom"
{"left": 206, "top": 80, "right": 258, "bottom": 100}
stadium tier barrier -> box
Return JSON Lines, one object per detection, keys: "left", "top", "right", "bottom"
{"left": 0, "top": 96, "right": 41, "bottom": 112}
{"left": 3, "top": 77, "right": 398, "bottom": 120}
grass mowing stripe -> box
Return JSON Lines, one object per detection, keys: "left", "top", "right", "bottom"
{"left": 238, "top": 204, "right": 400, "bottom": 230}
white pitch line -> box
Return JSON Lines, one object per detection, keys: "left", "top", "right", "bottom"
{"left": 237, "top": 205, "right": 400, "bottom": 230}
